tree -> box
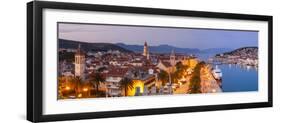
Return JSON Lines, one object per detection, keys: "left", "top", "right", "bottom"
{"left": 97, "top": 66, "right": 106, "bottom": 72}
{"left": 188, "top": 61, "right": 205, "bottom": 94}
{"left": 158, "top": 70, "right": 169, "bottom": 86}
{"left": 173, "top": 62, "right": 189, "bottom": 83}
{"left": 189, "top": 75, "right": 201, "bottom": 93}
{"left": 89, "top": 72, "right": 105, "bottom": 95}
{"left": 119, "top": 77, "right": 134, "bottom": 96}
{"left": 58, "top": 76, "right": 67, "bottom": 99}
{"left": 73, "top": 76, "right": 83, "bottom": 93}
{"left": 176, "top": 61, "right": 184, "bottom": 70}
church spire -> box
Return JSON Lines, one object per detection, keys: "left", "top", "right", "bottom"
{"left": 170, "top": 49, "right": 176, "bottom": 66}
{"left": 143, "top": 41, "right": 149, "bottom": 60}
{"left": 171, "top": 49, "right": 175, "bottom": 56}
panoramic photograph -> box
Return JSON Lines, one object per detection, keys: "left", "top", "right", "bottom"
{"left": 57, "top": 23, "right": 258, "bottom": 99}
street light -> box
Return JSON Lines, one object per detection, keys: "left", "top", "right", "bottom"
{"left": 168, "top": 71, "right": 172, "bottom": 94}
{"left": 83, "top": 87, "right": 88, "bottom": 92}
{"left": 78, "top": 93, "right": 82, "bottom": 98}
{"left": 65, "top": 86, "right": 71, "bottom": 91}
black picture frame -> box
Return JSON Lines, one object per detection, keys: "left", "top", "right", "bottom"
{"left": 27, "top": 1, "right": 273, "bottom": 122}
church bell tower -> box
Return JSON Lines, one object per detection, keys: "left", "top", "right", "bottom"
{"left": 143, "top": 41, "right": 149, "bottom": 60}
{"left": 170, "top": 49, "right": 176, "bottom": 66}
{"left": 75, "top": 44, "right": 85, "bottom": 80}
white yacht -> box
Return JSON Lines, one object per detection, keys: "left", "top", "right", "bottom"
{"left": 212, "top": 65, "right": 222, "bottom": 80}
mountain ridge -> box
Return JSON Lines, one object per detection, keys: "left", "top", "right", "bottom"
{"left": 59, "top": 39, "right": 132, "bottom": 53}
{"left": 116, "top": 43, "right": 232, "bottom": 54}
{"left": 59, "top": 39, "right": 233, "bottom": 54}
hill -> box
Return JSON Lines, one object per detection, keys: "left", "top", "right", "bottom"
{"left": 216, "top": 47, "right": 258, "bottom": 57}
{"left": 116, "top": 43, "right": 200, "bottom": 54}
{"left": 59, "top": 39, "right": 234, "bottom": 54}
{"left": 116, "top": 43, "right": 232, "bottom": 54}
{"left": 59, "top": 39, "right": 132, "bottom": 53}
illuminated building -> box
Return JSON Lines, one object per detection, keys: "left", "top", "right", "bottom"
{"left": 126, "top": 68, "right": 156, "bottom": 96}
{"left": 105, "top": 68, "right": 129, "bottom": 97}
{"left": 143, "top": 41, "right": 150, "bottom": 60}
{"left": 182, "top": 57, "right": 199, "bottom": 69}
{"left": 74, "top": 44, "right": 86, "bottom": 80}
{"left": 170, "top": 50, "right": 176, "bottom": 67}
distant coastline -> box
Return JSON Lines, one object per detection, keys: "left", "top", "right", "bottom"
{"left": 210, "top": 47, "right": 258, "bottom": 67}
{"left": 59, "top": 39, "right": 233, "bottom": 54}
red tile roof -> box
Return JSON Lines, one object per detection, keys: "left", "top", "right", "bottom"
{"left": 106, "top": 67, "right": 129, "bottom": 77}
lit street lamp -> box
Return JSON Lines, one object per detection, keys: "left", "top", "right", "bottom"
{"left": 168, "top": 71, "right": 172, "bottom": 94}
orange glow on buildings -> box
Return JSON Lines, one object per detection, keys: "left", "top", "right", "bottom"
{"left": 182, "top": 58, "right": 198, "bottom": 69}
{"left": 127, "top": 80, "right": 144, "bottom": 96}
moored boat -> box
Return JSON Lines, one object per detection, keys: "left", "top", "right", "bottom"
{"left": 212, "top": 65, "right": 222, "bottom": 80}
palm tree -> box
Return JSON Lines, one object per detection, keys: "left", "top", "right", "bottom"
{"left": 90, "top": 72, "right": 105, "bottom": 95}
{"left": 73, "top": 76, "right": 82, "bottom": 92}
{"left": 119, "top": 77, "right": 134, "bottom": 96}
{"left": 65, "top": 76, "right": 83, "bottom": 97}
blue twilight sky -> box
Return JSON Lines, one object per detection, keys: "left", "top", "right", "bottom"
{"left": 58, "top": 23, "right": 258, "bottom": 50}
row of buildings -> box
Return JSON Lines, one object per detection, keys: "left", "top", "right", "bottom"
{"left": 211, "top": 47, "right": 258, "bottom": 67}
{"left": 59, "top": 42, "right": 199, "bottom": 97}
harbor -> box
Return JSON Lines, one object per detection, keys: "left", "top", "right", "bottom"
{"left": 194, "top": 52, "right": 258, "bottom": 92}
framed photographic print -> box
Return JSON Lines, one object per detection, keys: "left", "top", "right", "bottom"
{"left": 27, "top": 1, "right": 273, "bottom": 122}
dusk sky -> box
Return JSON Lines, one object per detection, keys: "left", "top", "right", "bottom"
{"left": 58, "top": 23, "right": 258, "bottom": 50}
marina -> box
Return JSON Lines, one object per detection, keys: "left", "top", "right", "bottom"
{"left": 197, "top": 53, "right": 258, "bottom": 92}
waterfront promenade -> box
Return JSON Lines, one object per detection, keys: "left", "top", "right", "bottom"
{"left": 200, "top": 65, "right": 222, "bottom": 93}
{"left": 173, "top": 64, "right": 221, "bottom": 94}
